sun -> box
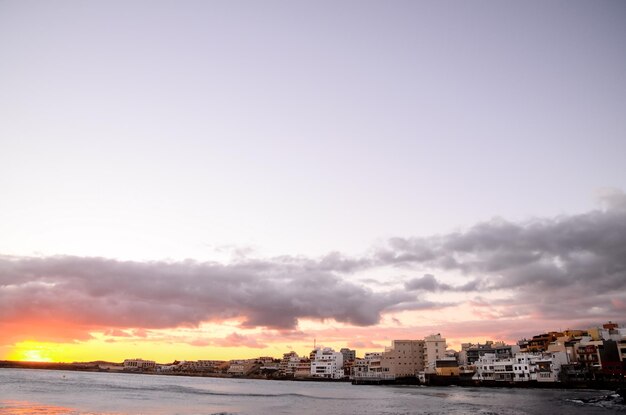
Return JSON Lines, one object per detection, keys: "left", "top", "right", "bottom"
{"left": 8, "top": 344, "right": 54, "bottom": 363}
{"left": 5, "top": 341, "right": 59, "bottom": 362}
{"left": 21, "top": 349, "right": 52, "bottom": 362}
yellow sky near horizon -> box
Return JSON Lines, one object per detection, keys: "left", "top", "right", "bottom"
{"left": 1, "top": 321, "right": 516, "bottom": 365}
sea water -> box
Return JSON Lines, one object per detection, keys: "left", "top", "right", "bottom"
{"left": 0, "top": 368, "right": 623, "bottom": 414}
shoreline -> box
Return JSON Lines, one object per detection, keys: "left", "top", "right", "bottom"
{"left": 1, "top": 361, "right": 625, "bottom": 393}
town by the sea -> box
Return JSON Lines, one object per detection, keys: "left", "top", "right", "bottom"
{"left": 0, "top": 368, "right": 624, "bottom": 415}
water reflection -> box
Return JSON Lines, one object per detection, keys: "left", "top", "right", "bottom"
{"left": 0, "top": 401, "right": 109, "bottom": 415}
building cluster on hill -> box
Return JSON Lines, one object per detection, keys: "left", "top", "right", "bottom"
{"left": 120, "top": 322, "right": 626, "bottom": 385}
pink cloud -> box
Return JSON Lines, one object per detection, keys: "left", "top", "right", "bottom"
{"left": 347, "top": 340, "right": 385, "bottom": 349}
{"left": 214, "top": 333, "right": 267, "bottom": 349}
{"left": 132, "top": 329, "right": 149, "bottom": 338}
{"left": 189, "top": 339, "right": 211, "bottom": 347}
{"left": 188, "top": 333, "right": 267, "bottom": 349}
{"left": 104, "top": 329, "right": 131, "bottom": 337}
{"left": 611, "top": 298, "right": 626, "bottom": 310}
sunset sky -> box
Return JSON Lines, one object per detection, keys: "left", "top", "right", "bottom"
{"left": 1, "top": 0, "right": 625, "bottom": 363}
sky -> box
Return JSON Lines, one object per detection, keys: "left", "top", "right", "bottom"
{"left": 1, "top": 0, "right": 625, "bottom": 363}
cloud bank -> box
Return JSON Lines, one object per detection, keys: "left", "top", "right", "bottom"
{"left": 1, "top": 190, "right": 625, "bottom": 344}
{"left": 385, "top": 189, "right": 626, "bottom": 322}
{"left": 0, "top": 253, "right": 414, "bottom": 344}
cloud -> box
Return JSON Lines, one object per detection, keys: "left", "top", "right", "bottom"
{"left": 0, "top": 254, "right": 415, "bottom": 344}
{"left": 346, "top": 340, "right": 385, "bottom": 350}
{"left": 103, "top": 329, "right": 131, "bottom": 337}
{"left": 189, "top": 333, "right": 267, "bottom": 349}
{"left": 132, "top": 329, "right": 149, "bottom": 338}
{"left": 380, "top": 190, "right": 626, "bottom": 321}
{"left": 384, "top": 299, "right": 456, "bottom": 312}
{"left": 596, "top": 187, "right": 626, "bottom": 211}
{"left": 214, "top": 333, "right": 267, "bottom": 349}
{"left": 404, "top": 274, "right": 483, "bottom": 292}
{"left": 404, "top": 274, "right": 442, "bottom": 291}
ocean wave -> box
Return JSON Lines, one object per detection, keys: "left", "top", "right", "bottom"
{"left": 139, "top": 383, "right": 333, "bottom": 399}
{"left": 58, "top": 381, "right": 336, "bottom": 400}
{"left": 564, "top": 392, "right": 625, "bottom": 410}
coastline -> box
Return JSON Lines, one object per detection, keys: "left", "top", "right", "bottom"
{"left": 2, "top": 361, "right": 624, "bottom": 393}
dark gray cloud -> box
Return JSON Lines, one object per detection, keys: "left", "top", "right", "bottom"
{"left": 404, "top": 274, "right": 482, "bottom": 292}
{"left": 383, "top": 189, "right": 626, "bottom": 320}
{"left": 405, "top": 274, "right": 441, "bottom": 291}
{"left": 0, "top": 253, "right": 416, "bottom": 343}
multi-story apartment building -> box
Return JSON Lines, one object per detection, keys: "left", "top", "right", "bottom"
{"left": 294, "top": 358, "right": 311, "bottom": 378}
{"left": 351, "top": 358, "right": 368, "bottom": 378}
{"left": 123, "top": 358, "right": 156, "bottom": 371}
{"left": 340, "top": 348, "right": 356, "bottom": 364}
{"left": 381, "top": 340, "right": 425, "bottom": 378}
{"left": 459, "top": 341, "right": 519, "bottom": 365}
{"left": 351, "top": 352, "right": 388, "bottom": 380}
{"left": 227, "top": 359, "right": 260, "bottom": 376}
{"left": 278, "top": 351, "right": 300, "bottom": 376}
{"left": 176, "top": 360, "right": 225, "bottom": 373}
{"left": 577, "top": 340, "right": 601, "bottom": 370}
{"left": 473, "top": 352, "right": 565, "bottom": 383}
{"left": 473, "top": 353, "right": 496, "bottom": 381}
{"left": 424, "top": 334, "right": 447, "bottom": 373}
{"left": 525, "top": 332, "right": 563, "bottom": 353}
{"left": 227, "top": 361, "right": 247, "bottom": 375}
{"left": 310, "top": 347, "right": 344, "bottom": 379}
{"left": 375, "top": 335, "right": 448, "bottom": 379}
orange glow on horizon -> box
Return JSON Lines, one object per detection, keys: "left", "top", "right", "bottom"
{"left": 2, "top": 313, "right": 531, "bottom": 364}
{"left": 7, "top": 342, "right": 53, "bottom": 362}
{"left": 0, "top": 401, "right": 76, "bottom": 415}
{"left": 4, "top": 337, "right": 302, "bottom": 364}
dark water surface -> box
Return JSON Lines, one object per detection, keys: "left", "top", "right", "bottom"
{"left": 0, "top": 368, "right": 624, "bottom": 414}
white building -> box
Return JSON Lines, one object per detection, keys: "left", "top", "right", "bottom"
{"left": 227, "top": 362, "right": 246, "bottom": 375}
{"left": 227, "top": 359, "right": 259, "bottom": 376}
{"left": 279, "top": 351, "right": 301, "bottom": 376}
{"left": 294, "top": 358, "right": 312, "bottom": 378}
{"left": 473, "top": 352, "right": 565, "bottom": 383}
{"left": 351, "top": 358, "right": 368, "bottom": 379}
{"left": 351, "top": 353, "right": 388, "bottom": 380}
{"left": 123, "top": 358, "right": 156, "bottom": 371}
{"left": 473, "top": 353, "right": 496, "bottom": 381}
{"left": 156, "top": 364, "right": 178, "bottom": 373}
{"left": 364, "top": 352, "right": 382, "bottom": 361}
{"left": 174, "top": 360, "right": 225, "bottom": 373}
{"left": 310, "top": 347, "right": 344, "bottom": 379}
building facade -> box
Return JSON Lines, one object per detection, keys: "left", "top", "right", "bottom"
{"left": 381, "top": 340, "right": 425, "bottom": 378}
{"left": 123, "top": 358, "right": 156, "bottom": 371}
{"left": 310, "top": 347, "right": 344, "bottom": 379}
{"left": 279, "top": 351, "right": 300, "bottom": 376}
{"left": 459, "top": 341, "right": 519, "bottom": 365}
{"left": 424, "top": 334, "right": 447, "bottom": 373}
{"left": 340, "top": 348, "right": 356, "bottom": 364}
